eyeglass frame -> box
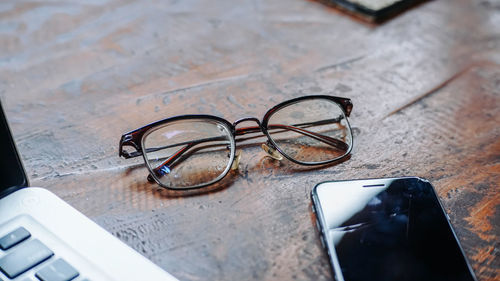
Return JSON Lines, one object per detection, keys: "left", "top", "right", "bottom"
{"left": 119, "top": 95, "right": 353, "bottom": 190}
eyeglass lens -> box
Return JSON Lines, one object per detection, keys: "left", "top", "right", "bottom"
{"left": 266, "top": 98, "right": 352, "bottom": 164}
{"left": 142, "top": 119, "right": 234, "bottom": 189}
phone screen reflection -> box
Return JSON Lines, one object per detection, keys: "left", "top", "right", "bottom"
{"left": 324, "top": 179, "right": 475, "bottom": 281}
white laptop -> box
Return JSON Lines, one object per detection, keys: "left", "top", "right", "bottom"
{"left": 0, "top": 102, "right": 178, "bottom": 281}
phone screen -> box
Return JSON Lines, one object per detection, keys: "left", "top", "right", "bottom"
{"left": 312, "top": 178, "right": 476, "bottom": 281}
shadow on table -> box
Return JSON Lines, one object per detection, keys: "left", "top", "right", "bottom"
{"left": 125, "top": 156, "right": 352, "bottom": 199}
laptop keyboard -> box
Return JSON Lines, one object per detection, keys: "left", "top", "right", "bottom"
{"left": 0, "top": 227, "right": 86, "bottom": 281}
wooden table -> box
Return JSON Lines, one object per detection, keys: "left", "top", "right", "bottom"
{"left": 1, "top": 0, "right": 498, "bottom": 280}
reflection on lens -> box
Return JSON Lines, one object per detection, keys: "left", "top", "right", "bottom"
{"left": 142, "top": 119, "right": 234, "bottom": 189}
{"left": 266, "top": 98, "right": 352, "bottom": 164}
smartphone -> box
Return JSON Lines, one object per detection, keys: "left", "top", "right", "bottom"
{"left": 311, "top": 177, "right": 477, "bottom": 281}
{"left": 320, "top": 0, "right": 424, "bottom": 22}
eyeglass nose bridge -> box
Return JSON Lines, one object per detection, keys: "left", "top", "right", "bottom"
{"left": 232, "top": 116, "right": 284, "bottom": 161}
{"left": 233, "top": 117, "right": 262, "bottom": 132}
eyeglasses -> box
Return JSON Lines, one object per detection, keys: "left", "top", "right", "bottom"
{"left": 119, "top": 95, "right": 353, "bottom": 190}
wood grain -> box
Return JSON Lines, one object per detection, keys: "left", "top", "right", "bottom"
{"left": 0, "top": 0, "right": 499, "bottom": 280}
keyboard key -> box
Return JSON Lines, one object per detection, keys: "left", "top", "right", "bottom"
{"left": 35, "top": 258, "right": 79, "bottom": 281}
{"left": 0, "top": 227, "right": 31, "bottom": 250}
{"left": 0, "top": 239, "right": 53, "bottom": 278}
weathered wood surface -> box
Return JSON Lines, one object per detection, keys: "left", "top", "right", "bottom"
{"left": 1, "top": 0, "right": 499, "bottom": 280}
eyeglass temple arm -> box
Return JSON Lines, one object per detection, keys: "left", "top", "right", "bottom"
{"left": 294, "top": 116, "right": 345, "bottom": 128}
{"left": 127, "top": 116, "right": 347, "bottom": 180}
{"left": 145, "top": 136, "right": 228, "bottom": 179}
{"left": 148, "top": 138, "right": 228, "bottom": 181}
{"left": 120, "top": 136, "right": 226, "bottom": 159}
{"left": 155, "top": 119, "right": 347, "bottom": 169}
{"left": 235, "top": 116, "right": 348, "bottom": 150}
{"left": 121, "top": 116, "right": 345, "bottom": 159}
{"left": 149, "top": 117, "right": 349, "bottom": 173}
{"left": 266, "top": 124, "right": 349, "bottom": 151}
{"left": 120, "top": 150, "right": 142, "bottom": 158}
{"left": 150, "top": 142, "right": 195, "bottom": 178}
{"left": 234, "top": 116, "right": 343, "bottom": 135}
{"left": 149, "top": 116, "right": 347, "bottom": 168}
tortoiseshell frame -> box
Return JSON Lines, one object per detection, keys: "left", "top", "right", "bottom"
{"left": 119, "top": 95, "right": 353, "bottom": 190}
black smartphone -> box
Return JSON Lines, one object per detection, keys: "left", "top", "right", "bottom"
{"left": 311, "top": 177, "right": 477, "bottom": 281}
{"left": 320, "top": 0, "right": 424, "bottom": 22}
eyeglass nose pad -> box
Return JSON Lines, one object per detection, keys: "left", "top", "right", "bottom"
{"left": 231, "top": 150, "right": 242, "bottom": 170}
{"left": 261, "top": 143, "right": 283, "bottom": 161}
